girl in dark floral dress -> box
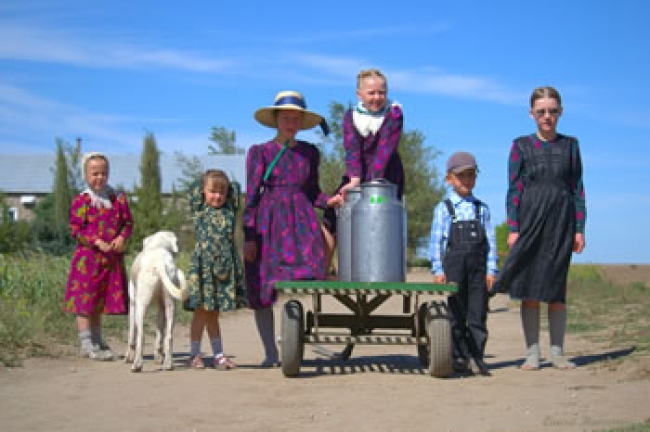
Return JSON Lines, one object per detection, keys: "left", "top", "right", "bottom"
{"left": 491, "top": 86, "right": 586, "bottom": 371}
{"left": 185, "top": 169, "right": 245, "bottom": 370}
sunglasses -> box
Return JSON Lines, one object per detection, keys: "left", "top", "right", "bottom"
{"left": 533, "top": 108, "right": 560, "bottom": 118}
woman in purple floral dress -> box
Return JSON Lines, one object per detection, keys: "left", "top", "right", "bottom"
{"left": 244, "top": 91, "right": 342, "bottom": 367}
{"left": 322, "top": 69, "right": 404, "bottom": 271}
{"left": 64, "top": 152, "right": 133, "bottom": 361}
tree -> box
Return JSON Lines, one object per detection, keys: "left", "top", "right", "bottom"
{"left": 0, "top": 192, "right": 31, "bottom": 253}
{"left": 399, "top": 130, "right": 445, "bottom": 259}
{"left": 130, "top": 133, "right": 164, "bottom": 249}
{"left": 66, "top": 138, "right": 84, "bottom": 194}
{"left": 173, "top": 151, "right": 204, "bottom": 192}
{"left": 29, "top": 139, "right": 77, "bottom": 255}
{"left": 53, "top": 140, "right": 75, "bottom": 227}
{"left": 209, "top": 126, "right": 245, "bottom": 155}
{"left": 316, "top": 101, "right": 348, "bottom": 193}
{"left": 495, "top": 220, "right": 509, "bottom": 268}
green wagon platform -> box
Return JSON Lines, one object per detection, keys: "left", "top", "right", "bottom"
{"left": 274, "top": 280, "right": 458, "bottom": 378}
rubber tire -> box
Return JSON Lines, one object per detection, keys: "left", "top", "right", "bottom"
{"left": 416, "top": 302, "right": 430, "bottom": 367}
{"left": 427, "top": 300, "right": 454, "bottom": 378}
{"left": 281, "top": 300, "right": 304, "bottom": 377}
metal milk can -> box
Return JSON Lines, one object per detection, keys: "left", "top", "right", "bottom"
{"left": 351, "top": 179, "right": 406, "bottom": 282}
{"left": 336, "top": 186, "right": 362, "bottom": 282}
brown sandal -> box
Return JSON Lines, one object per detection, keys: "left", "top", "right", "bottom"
{"left": 190, "top": 355, "right": 206, "bottom": 370}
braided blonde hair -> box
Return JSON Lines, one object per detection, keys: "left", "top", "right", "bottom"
{"left": 356, "top": 69, "right": 387, "bottom": 91}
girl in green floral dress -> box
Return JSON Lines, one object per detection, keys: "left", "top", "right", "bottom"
{"left": 185, "top": 170, "right": 245, "bottom": 370}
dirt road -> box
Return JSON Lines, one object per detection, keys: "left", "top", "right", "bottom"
{"left": 1, "top": 271, "right": 648, "bottom": 432}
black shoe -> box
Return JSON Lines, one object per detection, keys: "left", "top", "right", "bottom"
{"left": 469, "top": 357, "right": 491, "bottom": 376}
{"left": 453, "top": 357, "right": 470, "bottom": 373}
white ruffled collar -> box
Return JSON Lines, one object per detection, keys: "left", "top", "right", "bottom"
{"left": 83, "top": 185, "right": 115, "bottom": 209}
{"left": 352, "top": 100, "right": 399, "bottom": 137}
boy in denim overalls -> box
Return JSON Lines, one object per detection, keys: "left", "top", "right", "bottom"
{"left": 429, "top": 152, "right": 498, "bottom": 375}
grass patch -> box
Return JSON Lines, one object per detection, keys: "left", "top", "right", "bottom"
{"left": 601, "top": 420, "right": 650, "bottom": 432}
{"left": 568, "top": 264, "right": 650, "bottom": 355}
{"left": 0, "top": 253, "right": 75, "bottom": 366}
{"left": 0, "top": 251, "right": 194, "bottom": 367}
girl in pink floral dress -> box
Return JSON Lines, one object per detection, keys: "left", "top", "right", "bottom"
{"left": 63, "top": 152, "right": 133, "bottom": 360}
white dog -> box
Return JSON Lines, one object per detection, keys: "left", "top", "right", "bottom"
{"left": 124, "top": 231, "right": 189, "bottom": 372}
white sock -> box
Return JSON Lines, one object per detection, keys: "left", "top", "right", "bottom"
{"left": 521, "top": 306, "right": 540, "bottom": 360}
{"left": 548, "top": 309, "right": 567, "bottom": 357}
{"left": 191, "top": 340, "right": 201, "bottom": 357}
{"left": 79, "top": 330, "right": 93, "bottom": 350}
{"left": 211, "top": 337, "right": 224, "bottom": 358}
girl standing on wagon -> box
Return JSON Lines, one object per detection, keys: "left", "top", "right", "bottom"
{"left": 64, "top": 152, "right": 133, "bottom": 360}
{"left": 322, "top": 68, "right": 405, "bottom": 272}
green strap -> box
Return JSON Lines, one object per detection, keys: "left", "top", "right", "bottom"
{"left": 263, "top": 139, "right": 289, "bottom": 182}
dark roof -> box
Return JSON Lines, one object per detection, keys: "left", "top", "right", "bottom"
{"left": 0, "top": 153, "right": 246, "bottom": 194}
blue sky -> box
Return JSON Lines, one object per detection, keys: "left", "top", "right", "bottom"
{"left": 1, "top": 1, "right": 649, "bottom": 264}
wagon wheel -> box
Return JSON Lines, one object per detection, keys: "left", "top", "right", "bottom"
{"left": 426, "top": 300, "right": 454, "bottom": 378}
{"left": 416, "top": 302, "right": 430, "bottom": 367}
{"left": 281, "top": 300, "right": 304, "bottom": 377}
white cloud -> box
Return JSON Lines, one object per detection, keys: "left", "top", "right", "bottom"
{"left": 0, "top": 21, "right": 236, "bottom": 72}
{"left": 290, "top": 54, "right": 526, "bottom": 104}
{"left": 0, "top": 81, "right": 151, "bottom": 152}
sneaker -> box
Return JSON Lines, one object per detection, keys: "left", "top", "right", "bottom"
{"left": 80, "top": 344, "right": 106, "bottom": 360}
{"left": 95, "top": 342, "right": 114, "bottom": 361}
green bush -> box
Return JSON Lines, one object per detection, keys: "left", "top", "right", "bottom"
{"left": 0, "top": 252, "right": 75, "bottom": 366}
{"left": 0, "top": 220, "right": 32, "bottom": 253}
{"left": 0, "top": 192, "right": 33, "bottom": 253}
{"left": 408, "top": 256, "right": 432, "bottom": 268}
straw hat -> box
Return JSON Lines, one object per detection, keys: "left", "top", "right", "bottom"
{"left": 254, "top": 90, "right": 324, "bottom": 130}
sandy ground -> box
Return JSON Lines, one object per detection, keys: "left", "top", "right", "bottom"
{"left": 1, "top": 270, "right": 649, "bottom": 432}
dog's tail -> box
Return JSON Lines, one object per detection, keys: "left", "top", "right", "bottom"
{"left": 159, "top": 256, "right": 189, "bottom": 302}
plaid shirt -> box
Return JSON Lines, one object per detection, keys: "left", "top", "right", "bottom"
{"left": 429, "top": 190, "right": 498, "bottom": 276}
